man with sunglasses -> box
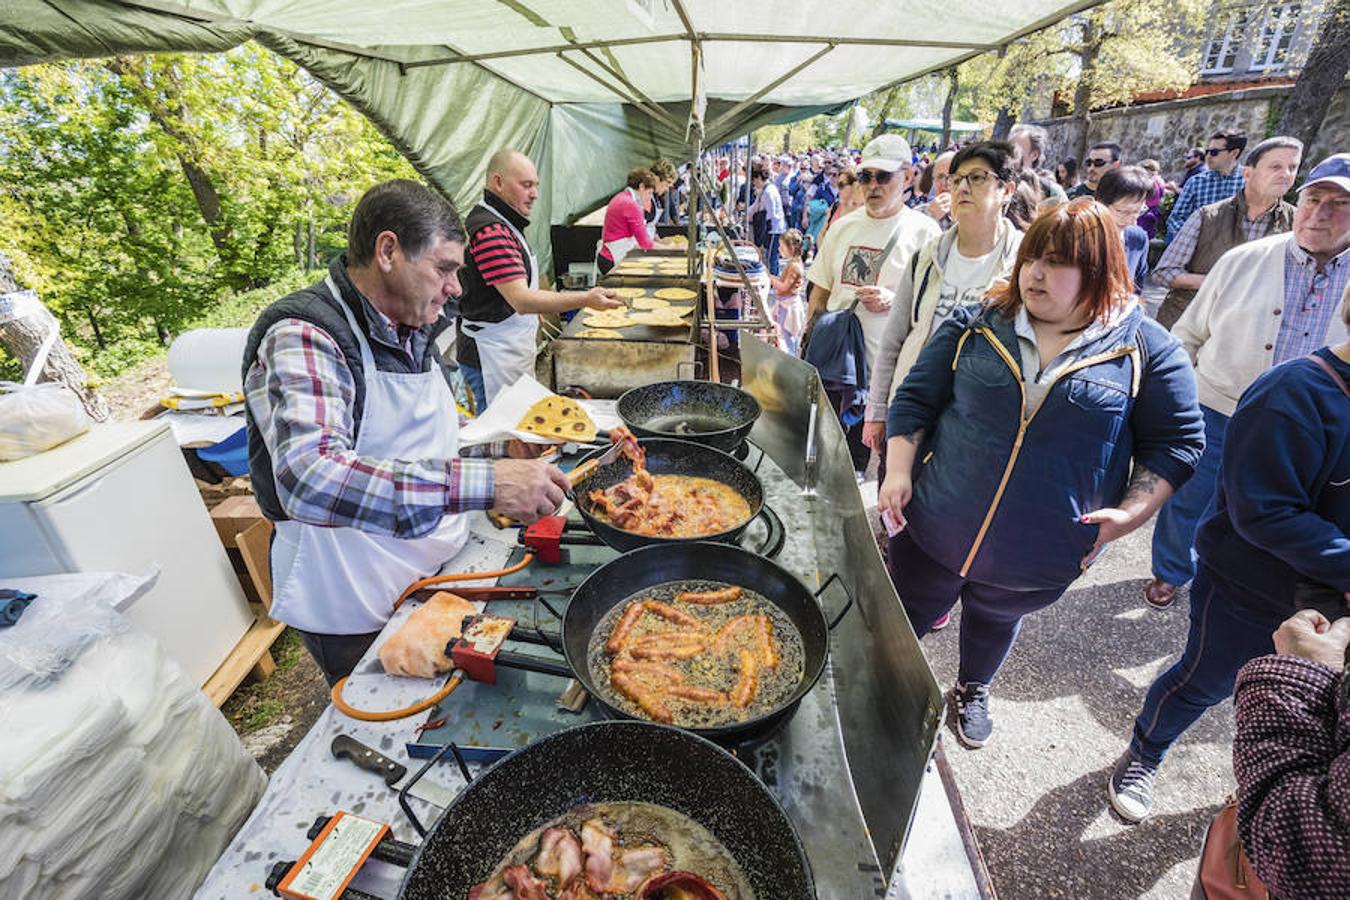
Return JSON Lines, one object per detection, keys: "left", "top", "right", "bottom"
{"left": 1180, "top": 147, "right": 1204, "bottom": 187}
{"left": 1066, "top": 142, "right": 1122, "bottom": 199}
{"left": 805, "top": 133, "right": 940, "bottom": 476}
{"left": 1139, "top": 153, "right": 1350, "bottom": 613}
{"left": 1164, "top": 131, "right": 1248, "bottom": 243}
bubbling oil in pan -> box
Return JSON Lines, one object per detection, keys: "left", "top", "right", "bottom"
{"left": 586, "top": 580, "right": 806, "bottom": 729}
{"left": 477, "top": 801, "right": 755, "bottom": 899}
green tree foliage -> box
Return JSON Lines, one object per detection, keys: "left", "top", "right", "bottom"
{"left": 0, "top": 44, "right": 417, "bottom": 376}
{"left": 961, "top": 0, "right": 1208, "bottom": 156}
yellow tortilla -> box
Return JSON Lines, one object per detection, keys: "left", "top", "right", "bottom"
{"left": 632, "top": 296, "right": 671, "bottom": 310}
{"left": 629, "top": 310, "right": 689, "bottom": 328}
{"left": 666, "top": 304, "right": 695, "bottom": 317}
{"left": 654, "top": 287, "right": 697, "bottom": 301}
{"left": 583, "top": 307, "right": 635, "bottom": 323}
{"left": 610, "top": 286, "right": 646, "bottom": 298}
{"left": 575, "top": 328, "right": 623, "bottom": 339}
{"left": 516, "top": 395, "right": 598, "bottom": 442}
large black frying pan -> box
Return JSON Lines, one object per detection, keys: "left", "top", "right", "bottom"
{"left": 398, "top": 721, "right": 815, "bottom": 899}
{"left": 617, "top": 381, "right": 761, "bottom": 453}
{"left": 572, "top": 438, "right": 763, "bottom": 553}
{"left": 558, "top": 542, "right": 852, "bottom": 745}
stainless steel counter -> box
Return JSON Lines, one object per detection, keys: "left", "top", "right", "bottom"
{"left": 197, "top": 338, "right": 983, "bottom": 899}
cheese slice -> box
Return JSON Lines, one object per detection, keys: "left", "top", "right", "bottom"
{"left": 516, "top": 395, "right": 598, "bottom": 442}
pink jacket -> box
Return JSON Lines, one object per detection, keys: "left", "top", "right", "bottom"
{"left": 599, "top": 189, "right": 654, "bottom": 262}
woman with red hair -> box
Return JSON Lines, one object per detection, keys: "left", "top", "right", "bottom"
{"left": 877, "top": 199, "right": 1205, "bottom": 748}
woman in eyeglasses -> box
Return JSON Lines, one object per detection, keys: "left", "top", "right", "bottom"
{"left": 864, "top": 142, "right": 1022, "bottom": 468}
{"left": 877, "top": 199, "right": 1204, "bottom": 748}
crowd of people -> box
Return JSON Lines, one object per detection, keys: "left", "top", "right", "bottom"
{"left": 699, "top": 125, "right": 1347, "bottom": 896}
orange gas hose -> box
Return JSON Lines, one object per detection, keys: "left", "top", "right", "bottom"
{"left": 330, "top": 552, "right": 536, "bottom": 721}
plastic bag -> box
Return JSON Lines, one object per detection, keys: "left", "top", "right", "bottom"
{"left": 0, "top": 301, "right": 91, "bottom": 461}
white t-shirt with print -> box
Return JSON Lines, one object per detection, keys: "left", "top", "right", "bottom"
{"left": 931, "top": 243, "right": 1004, "bottom": 329}
{"left": 807, "top": 205, "right": 941, "bottom": 366}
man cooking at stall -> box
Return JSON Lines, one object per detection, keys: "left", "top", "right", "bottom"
{"left": 243, "top": 179, "right": 571, "bottom": 686}
{"left": 457, "top": 148, "right": 624, "bottom": 407}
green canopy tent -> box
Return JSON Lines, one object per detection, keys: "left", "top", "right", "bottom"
{"left": 0, "top": 0, "right": 1106, "bottom": 869}
{"left": 1, "top": 0, "right": 1102, "bottom": 278}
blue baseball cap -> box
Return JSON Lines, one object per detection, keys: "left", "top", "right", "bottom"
{"left": 1298, "top": 153, "right": 1350, "bottom": 193}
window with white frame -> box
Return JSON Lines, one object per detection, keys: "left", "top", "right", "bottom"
{"left": 1250, "top": 2, "right": 1301, "bottom": 71}
{"left": 1202, "top": 9, "right": 1248, "bottom": 74}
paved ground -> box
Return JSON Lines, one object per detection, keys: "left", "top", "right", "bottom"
{"left": 914, "top": 520, "right": 1232, "bottom": 899}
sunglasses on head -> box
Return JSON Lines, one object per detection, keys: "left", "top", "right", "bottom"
{"left": 1084, "top": 157, "right": 1111, "bottom": 168}
{"left": 857, "top": 169, "right": 896, "bottom": 185}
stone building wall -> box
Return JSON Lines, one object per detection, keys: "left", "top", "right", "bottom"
{"left": 1033, "top": 84, "right": 1350, "bottom": 183}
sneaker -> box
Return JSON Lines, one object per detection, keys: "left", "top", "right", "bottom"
{"left": 1107, "top": 753, "right": 1159, "bottom": 823}
{"left": 951, "top": 682, "right": 992, "bottom": 748}
{"left": 931, "top": 612, "right": 952, "bottom": 631}
{"left": 1144, "top": 578, "right": 1179, "bottom": 610}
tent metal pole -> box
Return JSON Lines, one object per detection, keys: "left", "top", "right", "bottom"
{"left": 570, "top": 44, "right": 682, "bottom": 131}
{"left": 700, "top": 32, "right": 996, "bottom": 50}
{"left": 403, "top": 33, "right": 684, "bottom": 68}
{"left": 706, "top": 43, "right": 836, "bottom": 136}
{"left": 670, "top": 0, "right": 697, "bottom": 38}
{"left": 686, "top": 37, "right": 702, "bottom": 286}
{"left": 554, "top": 53, "right": 684, "bottom": 140}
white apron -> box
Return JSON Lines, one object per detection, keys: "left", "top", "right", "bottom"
{"left": 461, "top": 202, "right": 539, "bottom": 406}
{"left": 599, "top": 187, "right": 642, "bottom": 268}
{"left": 269, "top": 275, "right": 471, "bottom": 634}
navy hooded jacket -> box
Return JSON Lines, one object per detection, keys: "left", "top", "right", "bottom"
{"left": 887, "top": 302, "right": 1205, "bottom": 591}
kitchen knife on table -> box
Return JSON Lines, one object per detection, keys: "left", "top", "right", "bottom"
{"left": 331, "top": 734, "right": 457, "bottom": 808}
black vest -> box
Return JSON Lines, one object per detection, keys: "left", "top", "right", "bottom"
{"left": 242, "top": 259, "right": 447, "bottom": 521}
{"left": 455, "top": 191, "right": 534, "bottom": 368}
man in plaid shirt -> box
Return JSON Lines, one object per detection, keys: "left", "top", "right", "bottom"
{"left": 243, "top": 180, "right": 569, "bottom": 683}
{"left": 1163, "top": 131, "right": 1247, "bottom": 243}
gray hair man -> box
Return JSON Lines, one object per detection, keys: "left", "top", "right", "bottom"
{"left": 804, "top": 134, "right": 941, "bottom": 477}
{"left": 1152, "top": 136, "right": 1303, "bottom": 328}
{"left": 243, "top": 179, "right": 571, "bottom": 685}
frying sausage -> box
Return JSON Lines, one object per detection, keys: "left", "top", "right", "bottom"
{"left": 631, "top": 630, "right": 704, "bottom": 647}
{"left": 757, "top": 615, "right": 780, "bottom": 669}
{"left": 731, "top": 649, "right": 758, "bottom": 708}
{"left": 610, "top": 672, "right": 673, "bottom": 722}
{"left": 665, "top": 684, "right": 726, "bottom": 704}
{"left": 610, "top": 659, "right": 683, "bottom": 683}
{"left": 675, "top": 585, "right": 743, "bottom": 605}
{"left": 710, "top": 615, "right": 757, "bottom": 655}
{"left": 641, "top": 600, "right": 706, "bottom": 630}
{"left": 605, "top": 601, "right": 647, "bottom": 655}
{"left": 630, "top": 640, "right": 707, "bottom": 661}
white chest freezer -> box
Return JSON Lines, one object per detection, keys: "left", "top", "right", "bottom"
{"left": 0, "top": 420, "right": 255, "bottom": 685}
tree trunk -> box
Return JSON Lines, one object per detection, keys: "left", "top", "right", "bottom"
{"left": 105, "top": 57, "right": 249, "bottom": 290}
{"left": 1071, "top": 20, "right": 1101, "bottom": 163}
{"left": 841, "top": 105, "right": 857, "bottom": 152}
{"left": 871, "top": 85, "right": 905, "bottom": 140}
{"left": 991, "top": 47, "right": 1016, "bottom": 140}
{"left": 782, "top": 123, "right": 794, "bottom": 153}
{"left": 84, "top": 306, "right": 105, "bottom": 350}
{"left": 0, "top": 253, "right": 111, "bottom": 421}
{"left": 940, "top": 68, "right": 958, "bottom": 150}
{"left": 1276, "top": 0, "right": 1350, "bottom": 169}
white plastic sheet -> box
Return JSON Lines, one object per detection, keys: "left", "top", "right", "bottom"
{"left": 0, "top": 571, "right": 266, "bottom": 900}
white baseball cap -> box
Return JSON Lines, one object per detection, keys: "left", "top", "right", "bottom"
{"left": 859, "top": 134, "right": 913, "bottom": 173}
{"left": 1298, "top": 153, "right": 1350, "bottom": 194}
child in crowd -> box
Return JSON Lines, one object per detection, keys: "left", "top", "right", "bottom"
{"left": 768, "top": 229, "right": 806, "bottom": 355}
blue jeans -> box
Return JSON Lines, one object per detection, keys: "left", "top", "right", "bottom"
{"left": 1129, "top": 565, "right": 1283, "bottom": 766}
{"left": 766, "top": 233, "right": 782, "bottom": 276}
{"left": 1151, "top": 404, "right": 1228, "bottom": 585}
{"left": 460, "top": 363, "right": 486, "bottom": 413}
{"left": 889, "top": 530, "right": 1066, "bottom": 685}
